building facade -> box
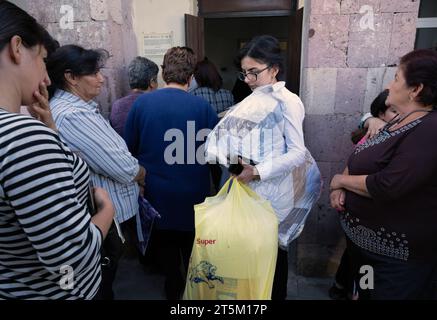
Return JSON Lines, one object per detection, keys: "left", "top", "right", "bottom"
{"left": 13, "top": 0, "right": 428, "bottom": 276}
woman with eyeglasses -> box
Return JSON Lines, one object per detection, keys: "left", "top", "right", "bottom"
{"left": 206, "top": 35, "right": 321, "bottom": 300}
{"left": 330, "top": 49, "right": 437, "bottom": 299}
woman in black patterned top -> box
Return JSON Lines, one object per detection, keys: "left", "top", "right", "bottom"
{"left": 330, "top": 49, "right": 437, "bottom": 300}
{"left": 0, "top": 1, "right": 114, "bottom": 299}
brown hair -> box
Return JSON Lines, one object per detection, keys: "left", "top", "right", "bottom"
{"left": 161, "top": 47, "right": 196, "bottom": 85}
{"left": 194, "top": 58, "right": 223, "bottom": 92}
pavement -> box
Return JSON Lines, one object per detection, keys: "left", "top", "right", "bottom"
{"left": 113, "top": 252, "right": 333, "bottom": 300}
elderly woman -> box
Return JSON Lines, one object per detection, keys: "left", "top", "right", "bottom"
{"left": 110, "top": 56, "right": 159, "bottom": 137}
{"left": 0, "top": 1, "right": 114, "bottom": 299}
{"left": 46, "top": 45, "right": 146, "bottom": 300}
{"left": 330, "top": 49, "right": 437, "bottom": 300}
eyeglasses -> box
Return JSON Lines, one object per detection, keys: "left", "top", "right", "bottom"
{"left": 237, "top": 66, "right": 270, "bottom": 82}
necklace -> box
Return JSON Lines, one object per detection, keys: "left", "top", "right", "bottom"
{"left": 384, "top": 108, "right": 434, "bottom": 132}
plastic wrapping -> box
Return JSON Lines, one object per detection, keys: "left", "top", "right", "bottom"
{"left": 205, "top": 86, "right": 322, "bottom": 248}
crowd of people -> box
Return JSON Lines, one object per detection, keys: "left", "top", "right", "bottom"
{"left": 1, "top": 0, "right": 436, "bottom": 301}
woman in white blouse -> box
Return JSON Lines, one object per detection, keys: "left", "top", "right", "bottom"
{"left": 206, "top": 35, "right": 321, "bottom": 300}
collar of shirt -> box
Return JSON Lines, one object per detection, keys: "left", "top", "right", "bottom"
{"left": 253, "top": 81, "right": 286, "bottom": 95}
{"left": 54, "top": 89, "right": 100, "bottom": 113}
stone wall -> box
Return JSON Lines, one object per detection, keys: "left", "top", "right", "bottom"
{"left": 297, "top": 0, "right": 421, "bottom": 276}
{"left": 23, "top": 0, "right": 138, "bottom": 118}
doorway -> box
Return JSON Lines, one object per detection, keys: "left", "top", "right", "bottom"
{"left": 204, "top": 16, "right": 289, "bottom": 92}
{"left": 185, "top": 1, "right": 303, "bottom": 94}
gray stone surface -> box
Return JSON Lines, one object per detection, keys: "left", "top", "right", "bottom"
{"left": 340, "top": 0, "right": 382, "bottom": 14}
{"left": 30, "top": 0, "right": 138, "bottom": 115}
{"left": 363, "top": 67, "right": 397, "bottom": 112}
{"left": 304, "top": 114, "right": 358, "bottom": 162}
{"left": 307, "top": 15, "right": 349, "bottom": 68}
{"left": 90, "top": 0, "right": 109, "bottom": 21}
{"left": 310, "top": 0, "right": 341, "bottom": 15}
{"left": 301, "top": 68, "right": 337, "bottom": 115}
{"left": 347, "top": 31, "right": 391, "bottom": 68}
{"left": 349, "top": 12, "right": 393, "bottom": 33}
{"left": 334, "top": 68, "right": 367, "bottom": 114}
{"left": 388, "top": 13, "right": 418, "bottom": 66}
{"left": 380, "top": 0, "right": 420, "bottom": 13}
{"left": 27, "top": 0, "right": 91, "bottom": 24}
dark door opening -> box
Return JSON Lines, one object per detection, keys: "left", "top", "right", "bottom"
{"left": 185, "top": 7, "right": 303, "bottom": 95}
{"left": 204, "top": 16, "right": 289, "bottom": 92}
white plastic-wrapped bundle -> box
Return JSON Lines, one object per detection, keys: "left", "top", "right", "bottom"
{"left": 205, "top": 82, "right": 322, "bottom": 248}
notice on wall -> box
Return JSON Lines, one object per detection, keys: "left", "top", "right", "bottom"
{"left": 143, "top": 32, "right": 173, "bottom": 57}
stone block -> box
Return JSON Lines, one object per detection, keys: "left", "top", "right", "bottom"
{"left": 363, "top": 66, "right": 397, "bottom": 112}
{"left": 334, "top": 68, "right": 367, "bottom": 114}
{"left": 90, "top": 0, "right": 109, "bottom": 20}
{"left": 363, "top": 67, "right": 386, "bottom": 112}
{"left": 310, "top": 0, "right": 341, "bottom": 15}
{"left": 340, "top": 0, "right": 382, "bottom": 14}
{"left": 27, "top": 0, "right": 91, "bottom": 24}
{"left": 46, "top": 23, "right": 80, "bottom": 46}
{"left": 75, "top": 21, "right": 109, "bottom": 50}
{"left": 98, "top": 68, "right": 122, "bottom": 114}
{"left": 108, "top": 0, "right": 124, "bottom": 25}
{"left": 382, "top": 67, "right": 397, "bottom": 89}
{"left": 380, "top": 0, "right": 420, "bottom": 13}
{"left": 349, "top": 13, "right": 393, "bottom": 34}
{"left": 347, "top": 31, "right": 391, "bottom": 67}
{"left": 307, "top": 15, "right": 349, "bottom": 67}
{"left": 301, "top": 68, "right": 337, "bottom": 115}
{"left": 388, "top": 13, "right": 418, "bottom": 66}
{"left": 304, "top": 114, "right": 358, "bottom": 162}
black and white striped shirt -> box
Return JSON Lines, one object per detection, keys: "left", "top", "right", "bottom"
{"left": 0, "top": 109, "right": 102, "bottom": 300}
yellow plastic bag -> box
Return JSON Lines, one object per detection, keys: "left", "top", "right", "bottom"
{"left": 183, "top": 178, "right": 278, "bottom": 300}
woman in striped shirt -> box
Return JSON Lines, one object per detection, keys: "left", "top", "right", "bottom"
{"left": 0, "top": 1, "right": 114, "bottom": 299}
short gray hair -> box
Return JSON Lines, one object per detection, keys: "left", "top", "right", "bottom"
{"left": 128, "top": 56, "right": 159, "bottom": 90}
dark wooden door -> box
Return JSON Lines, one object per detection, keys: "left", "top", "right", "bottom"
{"left": 185, "top": 14, "right": 205, "bottom": 61}
{"left": 287, "top": 7, "right": 303, "bottom": 94}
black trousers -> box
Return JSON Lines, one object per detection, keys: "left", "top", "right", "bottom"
{"left": 347, "top": 239, "right": 437, "bottom": 300}
{"left": 271, "top": 248, "right": 288, "bottom": 300}
{"left": 152, "top": 229, "right": 195, "bottom": 300}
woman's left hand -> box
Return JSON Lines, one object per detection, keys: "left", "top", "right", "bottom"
{"left": 235, "top": 158, "right": 260, "bottom": 184}
{"left": 28, "top": 82, "right": 57, "bottom": 132}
